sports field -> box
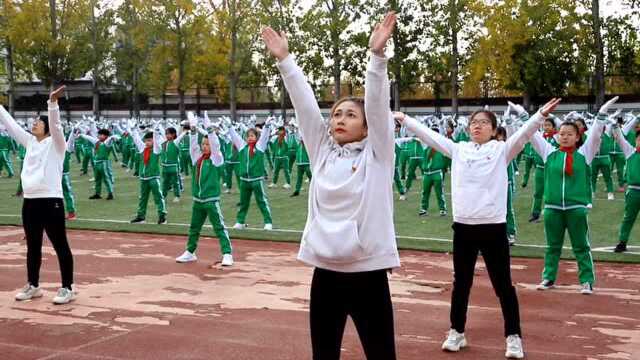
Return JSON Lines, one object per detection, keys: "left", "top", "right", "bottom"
{"left": 0, "top": 157, "right": 637, "bottom": 263}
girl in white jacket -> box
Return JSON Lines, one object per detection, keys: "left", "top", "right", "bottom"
{"left": 0, "top": 86, "right": 76, "bottom": 305}
{"left": 262, "top": 12, "right": 400, "bottom": 360}
{"left": 396, "top": 98, "right": 561, "bottom": 359}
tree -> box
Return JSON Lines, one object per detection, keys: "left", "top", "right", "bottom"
{"left": 6, "top": 0, "right": 93, "bottom": 89}
{"left": 0, "top": 0, "right": 16, "bottom": 114}
{"left": 591, "top": 0, "right": 605, "bottom": 107}
{"left": 86, "top": 0, "right": 115, "bottom": 119}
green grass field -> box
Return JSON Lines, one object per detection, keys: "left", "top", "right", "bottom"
{"left": 0, "top": 155, "right": 639, "bottom": 263}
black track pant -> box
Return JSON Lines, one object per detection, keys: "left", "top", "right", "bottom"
{"left": 310, "top": 267, "right": 396, "bottom": 360}
{"left": 22, "top": 198, "right": 74, "bottom": 289}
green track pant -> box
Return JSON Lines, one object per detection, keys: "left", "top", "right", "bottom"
{"left": 186, "top": 201, "right": 232, "bottom": 255}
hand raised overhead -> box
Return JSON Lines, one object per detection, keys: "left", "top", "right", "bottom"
{"left": 369, "top": 12, "right": 397, "bottom": 57}
{"left": 261, "top": 27, "right": 289, "bottom": 62}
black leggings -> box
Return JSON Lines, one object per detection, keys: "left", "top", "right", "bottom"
{"left": 450, "top": 222, "right": 521, "bottom": 337}
{"left": 310, "top": 268, "right": 396, "bottom": 360}
{"left": 22, "top": 198, "right": 74, "bottom": 289}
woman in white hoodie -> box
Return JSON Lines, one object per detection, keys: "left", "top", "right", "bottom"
{"left": 262, "top": 12, "right": 400, "bottom": 360}
{"left": 0, "top": 86, "right": 75, "bottom": 305}
{"left": 396, "top": 98, "right": 561, "bottom": 359}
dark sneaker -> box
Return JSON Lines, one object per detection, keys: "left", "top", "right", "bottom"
{"left": 528, "top": 214, "right": 540, "bottom": 223}
{"left": 614, "top": 242, "right": 627, "bottom": 253}
{"left": 158, "top": 215, "right": 167, "bottom": 225}
{"left": 419, "top": 209, "right": 428, "bottom": 216}
{"left": 89, "top": 194, "right": 102, "bottom": 200}
{"left": 290, "top": 191, "right": 300, "bottom": 197}
{"left": 536, "top": 279, "right": 555, "bottom": 290}
{"left": 130, "top": 217, "right": 145, "bottom": 224}
{"left": 106, "top": 193, "right": 114, "bottom": 200}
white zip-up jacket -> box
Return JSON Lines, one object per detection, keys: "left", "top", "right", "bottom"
{"left": 0, "top": 101, "right": 65, "bottom": 199}
{"left": 404, "top": 113, "right": 544, "bottom": 224}
{"left": 278, "top": 54, "right": 400, "bottom": 272}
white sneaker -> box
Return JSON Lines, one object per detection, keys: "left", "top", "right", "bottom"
{"left": 176, "top": 250, "right": 197, "bottom": 263}
{"left": 442, "top": 329, "right": 467, "bottom": 352}
{"left": 222, "top": 183, "right": 227, "bottom": 188}
{"left": 221, "top": 254, "right": 234, "bottom": 266}
{"left": 536, "top": 279, "right": 555, "bottom": 290}
{"left": 508, "top": 234, "right": 516, "bottom": 246}
{"left": 607, "top": 192, "right": 615, "bottom": 200}
{"left": 172, "top": 197, "right": 180, "bottom": 203}
{"left": 52, "top": 287, "right": 74, "bottom": 305}
{"left": 587, "top": 203, "right": 593, "bottom": 209}
{"left": 233, "top": 223, "right": 246, "bottom": 230}
{"left": 283, "top": 183, "right": 291, "bottom": 189}
{"left": 224, "top": 189, "right": 231, "bottom": 194}
{"left": 264, "top": 223, "right": 273, "bottom": 230}
{"left": 89, "top": 177, "right": 95, "bottom": 182}
{"left": 580, "top": 282, "right": 593, "bottom": 295}
{"left": 15, "top": 284, "right": 42, "bottom": 301}
{"left": 505, "top": 334, "right": 524, "bottom": 359}
{"left": 305, "top": 178, "right": 309, "bottom": 183}
{"left": 268, "top": 183, "right": 276, "bottom": 188}
{"left": 399, "top": 195, "right": 407, "bottom": 201}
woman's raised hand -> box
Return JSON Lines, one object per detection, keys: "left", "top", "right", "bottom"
{"left": 261, "top": 27, "right": 289, "bottom": 62}
{"left": 49, "top": 85, "right": 66, "bottom": 103}
{"left": 369, "top": 12, "right": 397, "bottom": 57}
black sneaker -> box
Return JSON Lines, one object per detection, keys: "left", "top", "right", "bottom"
{"left": 521, "top": 183, "right": 527, "bottom": 188}
{"left": 614, "top": 242, "right": 627, "bottom": 253}
{"left": 130, "top": 217, "right": 145, "bottom": 224}
{"left": 419, "top": 209, "right": 428, "bottom": 216}
{"left": 106, "top": 193, "right": 114, "bottom": 200}
{"left": 158, "top": 215, "right": 167, "bottom": 225}
{"left": 290, "top": 191, "right": 300, "bottom": 197}
{"left": 528, "top": 214, "right": 540, "bottom": 223}
{"left": 439, "top": 210, "right": 447, "bottom": 217}
{"left": 89, "top": 194, "right": 102, "bottom": 200}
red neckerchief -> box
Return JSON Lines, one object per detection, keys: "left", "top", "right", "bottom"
{"left": 248, "top": 139, "right": 257, "bottom": 158}
{"left": 543, "top": 130, "right": 556, "bottom": 139}
{"left": 559, "top": 146, "right": 575, "bottom": 176}
{"left": 636, "top": 146, "right": 640, "bottom": 153}
{"left": 143, "top": 147, "right": 152, "bottom": 165}
{"left": 278, "top": 132, "right": 285, "bottom": 145}
{"left": 429, "top": 148, "right": 436, "bottom": 159}
{"left": 196, "top": 153, "right": 210, "bottom": 181}
{"left": 95, "top": 141, "right": 101, "bottom": 151}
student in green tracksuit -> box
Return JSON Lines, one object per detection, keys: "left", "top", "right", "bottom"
{"left": 179, "top": 124, "right": 191, "bottom": 176}
{"left": 230, "top": 124, "right": 273, "bottom": 230}
{"left": 270, "top": 126, "right": 292, "bottom": 188}
{"left": 399, "top": 138, "right": 410, "bottom": 180}
{"left": 532, "top": 98, "right": 618, "bottom": 295}
{"left": 419, "top": 137, "right": 447, "bottom": 217}
{"left": 591, "top": 127, "right": 615, "bottom": 200}
{"left": 130, "top": 124, "right": 167, "bottom": 224}
{"left": 159, "top": 127, "right": 187, "bottom": 202}
{"left": 63, "top": 131, "right": 78, "bottom": 220}
{"left": 497, "top": 126, "right": 518, "bottom": 244}
{"left": 286, "top": 129, "right": 298, "bottom": 173}
{"left": 175, "top": 125, "right": 234, "bottom": 266}
{"left": 221, "top": 135, "right": 240, "bottom": 193}
{"left": 520, "top": 143, "right": 534, "bottom": 188}
{"left": 0, "top": 130, "right": 15, "bottom": 177}
{"left": 610, "top": 117, "right": 627, "bottom": 192}
{"left": 394, "top": 134, "right": 410, "bottom": 200}
{"left": 612, "top": 127, "right": 640, "bottom": 253}
{"left": 81, "top": 129, "right": 118, "bottom": 200}
{"left": 14, "top": 144, "right": 25, "bottom": 196}
{"left": 79, "top": 133, "right": 94, "bottom": 176}
{"left": 120, "top": 131, "right": 133, "bottom": 169}
{"left": 291, "top": 138, "right": 311, "bottom": 197}
{"left": 529, "top": 119, "right": 558, "bottom": 222}
{"left": 404, "top": 138, "right": 424, "bottom": 191}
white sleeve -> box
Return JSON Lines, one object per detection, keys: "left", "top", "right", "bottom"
{"left": 277, "top": 55, "right": 327, "bottom": 165}
{"left": 190, "top": 132, "right": 201, "bottom": 166}
{"left": 0, "top": 105, "right": 32, "bottom": 147}
{"left": 529, "top": 131, "right": 556, "bottom": 163}
{"left": 612, "top": 127, "right": 635, "bottom": 159}
{"left": 48, "top": 101, "right": 66, "bottom": 154}
{"left": 364, "top": 54, "right": 394, "bottom": 164}
{"left": 229, "top": 127, "right": 246, "bottom": 151}
{"left": 80, "top": 134, "right": 99, "bottom": 145}
{"left": 208, "top": 130, "right": 224, "bottom": 167}
{"left": 66, "top": 133, "right": 76, "bottom": 153}
{"left": 403, "top": 116, "right": 455, "bottom": 159}
{"left": 505, "top": 111, "right": 546, "bottom": 163}
{"left": 152, "top": 129, "right": 162, "bottom": 154}
{"left": 131, "top": 129, "right": 145, "bottom": 153}
{"left": 622, "top": 116, "right": 638, "bottom": 135}
{"left": 256, "top": 125, "right": 271, "bottom": 152}
{"left": 578, "top": 120, "right": 605, "bottom": 165}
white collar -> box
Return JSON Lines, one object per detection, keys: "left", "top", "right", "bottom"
{"left": 328, "top": 137, "right": 367, "bottom": 160}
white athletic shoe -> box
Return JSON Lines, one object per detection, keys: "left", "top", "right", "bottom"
{"left": 305, "top": 178, "right": 309, "bottom": 183}
{"left": 15, "top": 284, "right": 42, "bottom": 301}
{"left": 172, "top": 197, "right": 180, "bottom": 203}
{"left": 224, "top": 189, "right": 231, "bottom": 194}
{"left": 232, "top": 223, "right": 246, "bottom": 230}
{"left": 221, "top": 254, "right": 234, "bottom": 266}
{"left": 442, "top": 329, "right": 467, "bottom": 352}
{"left": 52, "top": 287, "right": 74, "bottom": 305}
{"left": 607, "top": 192, "right": 615, "bottom": 200}
{"left": 505, "top": 334, "right": 524, "bottom": 359}
{"left": 580, "top": 282, "right": 593, "bottom": 295}
{"left": 264, "top": 223, "right": 273, "bottom": 230}
{"left": 399, "top": 195, "right": 407, "bottom": 201}
{"left": 283, "top": 183, "right": 291, "bottom": 189}
{"left": 586, "top": 203, "right": 593, "bottom": 209}
{"left": 89, "top": 177, "right": 95, "bottom": 182}
{"left": 222, "top": 183, "right": 227, "bottom": 188}
{"left": 536, "top": 279, "right": 555, "bottom": 290}
{"left": 176, "top": 250, "right": 197, "bottom": 263}
{"left": 508, "top": 234, "right": 516, "bottom": 246}
{"left": 268, "top": 183, "right": 276, "bottom": 188}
